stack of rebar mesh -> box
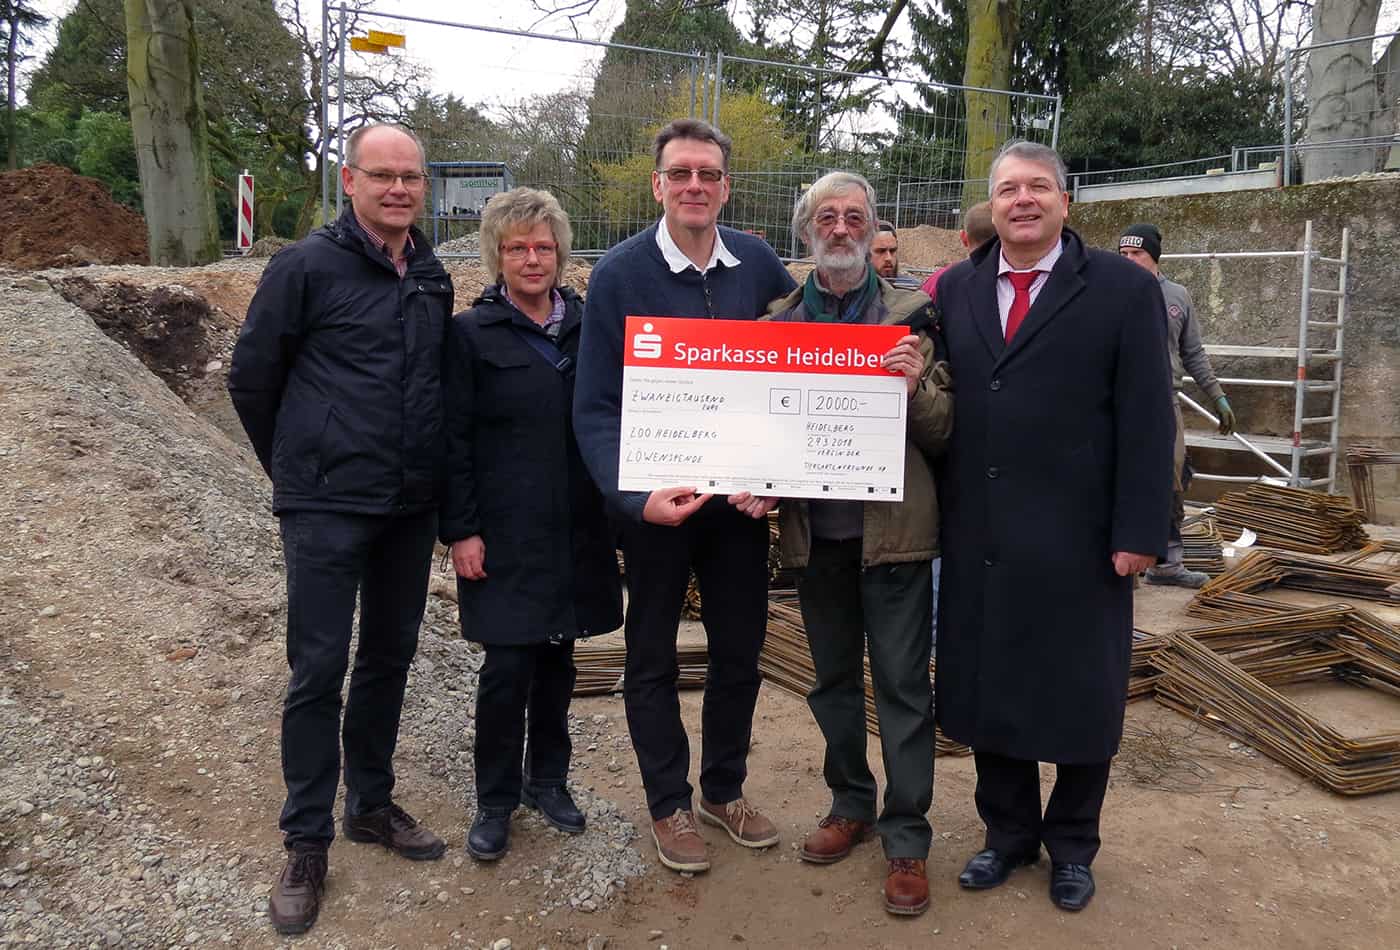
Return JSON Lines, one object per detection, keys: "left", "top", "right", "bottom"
{"left": 1189, "top": 549, "right": 1400, "bottom": 623}
{"left": 572, "top": 642, "right": 710, "bottom": 696}
{"left": 1128, "top": 630, "right": 1169, "bottom": 701}
{"left": 1119, "top": 534, "right": 1400, "bottom": 796}
{"left": 591, "top": 490, "right": 1400, "bottom": 796}
{"left": 758, "top": 599, "right": 969, "bottom": 757}
{"left": 1212, "top": 484, "right": 1368, "bottom": 554}
{"left": 1149, "top": 606, "right": 1400, "bottom": 796}
{"left": 1180, "top": 516, "right": 1227, "bottom": 575}
{"left": 1345, "top": 443, "right": 1400, "bottom": 522}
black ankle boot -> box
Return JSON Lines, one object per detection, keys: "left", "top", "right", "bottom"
{"left": 466, "top": 809, "right": 511, "bottom": 860}
{"left": 522, "top": 784, "right": 586, "bottom": 834}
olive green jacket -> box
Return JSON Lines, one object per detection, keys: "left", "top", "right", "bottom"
{"left": 764, "top": 276, "right": 954, "bottom": 569}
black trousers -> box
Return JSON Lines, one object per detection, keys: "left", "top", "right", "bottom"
{"left": 474, "top": 640, "right": 578, "bottom": 813}
{"left": 972, "top": 749, "right": 1112, "bottom": 865}
{"left": 277, "top": 508, "right": 436, "bottom": 849}
{"left": 797, "top": 538, "right": 935, "bottom": 859}
{"left": 617, "top": 511, "right": 770, "bottom": 821}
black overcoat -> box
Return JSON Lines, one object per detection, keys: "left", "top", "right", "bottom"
{"left": 439, "top": 286, "right": 623, "bottom": 646}
{"left": 933, "top": 228, "right": 1174, "bottom": 764}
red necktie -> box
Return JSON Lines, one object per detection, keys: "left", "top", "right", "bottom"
{"left": 1004, "top": 270, "right": 1041, "bottom": 342}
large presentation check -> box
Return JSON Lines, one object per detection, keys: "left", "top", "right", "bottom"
{"left": 618, "top": 316, "right": 910, "bottom": 501}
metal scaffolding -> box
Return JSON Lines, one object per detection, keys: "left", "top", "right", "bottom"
{"left": 1164, "top": 220, "right": 1350, "bottom": 493}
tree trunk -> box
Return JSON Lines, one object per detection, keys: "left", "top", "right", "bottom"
{"left": 124, "top": 0, "right": 221, "bottom": 264}
{"left": 7, "top": 9, "right": 19, "bottom": 171}
{"left": 1302, "top": 0, "right": 1381, "bottom": 182}
{"left": 961, "top": 0, "right": 1020, "bottom": 208}
{"left": 1374, "top": 32, "right": 1400, "bottom": 171}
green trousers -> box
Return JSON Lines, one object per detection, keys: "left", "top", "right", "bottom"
{"left": 796, "top": 537, "right": 935, "bottom": 859}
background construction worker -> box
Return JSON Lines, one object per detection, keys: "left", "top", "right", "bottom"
{"left": 1118, "top": 223, "right": 1236, "bottom": 588}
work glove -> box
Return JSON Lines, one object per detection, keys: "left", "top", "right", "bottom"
{"left": 1215, "top": 395, "right": 1236, "bottom": 436}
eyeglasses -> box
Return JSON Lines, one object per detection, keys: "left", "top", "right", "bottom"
{"left": 814, "top": 210, "right": 869, "bottom": 231}
{"left": 500, "top": 241, "right": 558, "bottom": 260}
{"left": 658, "top": 166, "right": 726, "bottom": 184}
{"left": 350, "top": 165, "right": 428, "bottom": 190}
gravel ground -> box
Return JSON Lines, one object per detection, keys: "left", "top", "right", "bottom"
{"left": 0, "top": 269, "right": 646, "bottom": 948}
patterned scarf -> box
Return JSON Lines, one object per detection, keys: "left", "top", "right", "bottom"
{"left": 801, "top": 264, "right": 879, "bottom": 323}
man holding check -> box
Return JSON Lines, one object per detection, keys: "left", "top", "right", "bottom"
{"left": 738, "top": 171, "right": 953, "bottom": 917}
{"left": 573, "top": 118, "right": 795, "bottom": 873}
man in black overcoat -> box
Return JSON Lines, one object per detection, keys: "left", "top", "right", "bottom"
{"left": 931, "top": 140, "right": 1174, "bottom": 912}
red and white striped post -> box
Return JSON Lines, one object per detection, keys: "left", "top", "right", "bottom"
{"left": 236, "top": 170, "right": 254, "bottom": 253}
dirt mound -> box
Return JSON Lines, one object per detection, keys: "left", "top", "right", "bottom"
{"left": 896, "top": 223, "right": 968, "bottom": 270}
{"left": 246, "top": 235, "right": 292, "bottom": 257}
{"left": 444, "top": 260, "right": 593, "bottom": 309}
{"left": 0, "top": 163, "right": 148, "bottom": 269}
{"left": 52, "top": 276, "right": 238, "bottom": 399}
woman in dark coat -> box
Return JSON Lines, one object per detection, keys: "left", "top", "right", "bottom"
{"left": 440, "top": 187, "right": 622, "bottom": 861}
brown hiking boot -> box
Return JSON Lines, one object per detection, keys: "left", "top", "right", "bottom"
{"left": 799, "top": 814, "right": 871, "bottom": 864}
{"left": 343, "top": 802, "right": 446, "bottom": 861}
{"left": 269, "top": 846, "right": 328, "bottom": 935}
{"left": 652, "top": 809, "right": 710, "bottom": 873}
{"left": 884, "top": 858, "right": 930, "bottom": 916}
{"left": 698, "top": 796, "right": 780, "bottom": 848}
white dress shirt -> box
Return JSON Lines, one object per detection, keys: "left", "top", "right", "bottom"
{"left": 656, "top": 217, "right": 741, "bottom": 274}
{"left": 996, "top": 239, "right": 1064, "bottom": 335}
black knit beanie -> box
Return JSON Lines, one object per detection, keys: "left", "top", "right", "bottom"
{"left": 1119, "top": 223, "right": 1162, "bottom": 261}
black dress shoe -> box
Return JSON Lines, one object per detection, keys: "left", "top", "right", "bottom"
{"left": 522, "top": 784, "right": 586, "bottom": 834}
{"left": 1050, "top": 862, "right": 1095, "bottom": 911}
{"left": 466, "top": 809, "right": 512, "bottom": 861}
{"left": 958, "top": 847, "right": 1040, "bottom": 889}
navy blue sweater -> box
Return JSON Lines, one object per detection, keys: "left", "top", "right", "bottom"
{"left": 573, "top": 222, "right": 796, "bottom": 521}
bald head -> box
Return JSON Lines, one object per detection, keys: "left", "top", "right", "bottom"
{"left": 961, "top": 201, "right": 995, "bottom": 252}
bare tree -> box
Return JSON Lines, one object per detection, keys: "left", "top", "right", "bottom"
{"left": 1134, "top": 0, "right": 1313, "bottom": 78}
{"left": 278, "top": 0, "right": 429, "bottom": 233}
{"left": 1303, "top": 0, "right": 1382, "bottom": 180}
{"left": 962, "top": 0, "right": 1021, "bottom": 206}
{"left": 125, "top": 0, "right": 221, "bottom": 264}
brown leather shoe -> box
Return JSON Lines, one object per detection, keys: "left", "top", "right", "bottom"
{"left": 269, "top": 846, "right": 327, "bottom": 935}
{"left": 800, "top": 814, "right": 871, "bottom": 865}
{"left": 884, "top": 858, "right": 930, "bottom": 916}
{"left": 698, "top": 797, "right": 780, "bottom": 849}
{"left": 343, "top": 802, "right": 446, "bottom": 861}
{"left": 652, "top": 809, "right": 710, "bottom": 873}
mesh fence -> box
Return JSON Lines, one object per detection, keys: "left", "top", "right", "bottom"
{"left": 1287, "top": 30, "right": 1400, "bottom": 182}
{"left": 713, "top": 55, "right": 1058, "bottom": 254}
{"left": 328, "top": 9, "right": 1060, "bottom": 258}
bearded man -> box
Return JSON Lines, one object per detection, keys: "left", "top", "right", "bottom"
{"left": 739, "top": 171, "right": 953, "bottom": 917}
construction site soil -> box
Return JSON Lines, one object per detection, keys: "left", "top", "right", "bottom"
{"left": 0, "top": 164, "right": 148, "bottom": 270}
{"left": 0, "top": 253, "right": 1396, "bottom": 950}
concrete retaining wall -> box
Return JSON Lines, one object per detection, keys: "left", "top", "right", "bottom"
{"left": 1069, "top": 176, "right": 1400, "bottom": 521}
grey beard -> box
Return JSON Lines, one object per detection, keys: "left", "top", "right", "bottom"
{"left": 813, "top": 244, "right": 868, "bottom": 287}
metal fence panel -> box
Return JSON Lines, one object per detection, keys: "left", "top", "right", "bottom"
{"left": 712, "top": 54, "right": 1059, "bottom": 253}
{"left": 327, "top": 8, "right": 1060, "bottom": 259}
{"left": 1285, "top": 31, "right": 1400, "bottom": 183}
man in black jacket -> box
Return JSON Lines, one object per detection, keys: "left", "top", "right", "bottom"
{"left": 228, "top": 124, "right": 453, "bottom": 936}
{"left": 933, "top": 141, "right": 1173, "bottom": 913}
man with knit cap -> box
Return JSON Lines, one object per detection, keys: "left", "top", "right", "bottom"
{"left": 1119, "top": 223, "right": 1235, "bottom": 588}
